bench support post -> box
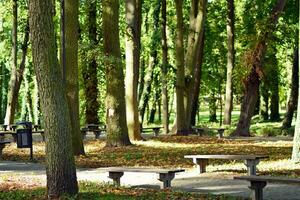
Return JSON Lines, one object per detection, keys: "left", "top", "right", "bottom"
{"left": 249, "top": 180, "right": 266, "bottom": 200}
{"left": 193, "top": 158, "right": 208, "bottom": 173}
{"left": 158, "top": 173, "right": 175, "bottom": 189}
{"left": 244, "top": 159, "right": 260, "bottom": 175}
{"left": 108, "top": 172, "right": 124, "bottom": 186}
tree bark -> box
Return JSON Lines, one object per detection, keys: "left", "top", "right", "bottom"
{"left": 282, "top": 47, "right": 299, "bottom": 129}
{"left": 4, "top": 0, "right": 18, "bottom": 125}
{"left": 223, "top": 0, "right": 235, "bottom": 125}
{"left": 65, "top": 0, "right": 85, "bottom": 155}
{"left": 191, "top": 31, "right": 205, "bottom": 126}
{"left": 234, "top": 0, "right": 286, "bottom": 136}
{"left": 125, "top": 0, "right": 142, "bottom": 141}
{"left": 260, "top": 83, "right": 269, "bottom": 120}
{"left": 175, "top": 0, "right": 186, "bottom": 135}
{"left": 161, "top": 0, "right": 169, "bottom": 134}
{"left": 103, "top": 0, "right": 131, "bottom": 147}
{"left": 82, "top": 1, "right": 100, "bottom": 124}
{"left": 270, "top": 63, "right": 280, "bottom": 121}
{"left": 184, "top": 0, "right": 207, "bottom": 129}
{"left": 29, "top": 0, "right": 78, "bottom": 197}
{"left": 139, "top": 55, "right": 156, "bottom": 123}
{"left": 292, "top": 47, "right": 300, "bottom": 163}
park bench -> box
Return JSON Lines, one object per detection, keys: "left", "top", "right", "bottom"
{"left": 141, "top": 127, "right": 162, "bottom": 137}
{"left": 107, "top": 167, "right": 185, "bottom": 189}
{"left": 234, "top": 175, "right": 300, "bottom": 200}
{"left": 184, "top": 154, "right": 268, "bottom": 175}
{"left": 0, "top": 141, "right": 11, "bottom": 156}
{"left": 191, "top": 127, "right": 225, "bottom": 138}
{"left": 81, "top": 124, "right": 106, "bottom": 139}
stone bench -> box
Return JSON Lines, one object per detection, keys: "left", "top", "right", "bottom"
{"left": 184, "top": 154, "right": 268, "bottom": 175}
{"left": 234, "top": 175, "right": 300, "bottom": 200}
{"left": 81, "top": 124, "right": 106, "bottom": 139}
{"left": 141, "top": 127, "right": 162, "bottom": 137}
{"left": 107, "top": 167, "right": 185, "bottom": 189}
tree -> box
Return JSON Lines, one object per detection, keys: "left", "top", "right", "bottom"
{"left": 4, "top": 0, "right": 18, "bottom": 125}
{"left": 82, "top": 1, "right": 100, "bottom": 124}
{"left": 29, "top": 0, "right": 78, "bottom": 197}
{"left": 282, "top": 47, "right": 299, "bottom": 130}
{"left": 292, "top": 48, "right": 300, "bottom": 162}
{"left": 161, "top": 0, "right": 169, "bottom": 134}
{"left": 223, "top": 0, "right": 235, "bottom": 125}
{"left": 234, "top": 0, "right": 287, "bottom": 136}
{"left": 125, "top": 0, "right": 142, "bottom": 141}
{"left": 65, "top": 0, "right": 85, "bottom": 155}
{"left": 184, "top": 0, "right": 207, "bottom": 129}
{"left": 103, "top": 0, "right": 131, "bottom": 147}
{"left": 174, "top": 0, "right": 186, "bottom": 135}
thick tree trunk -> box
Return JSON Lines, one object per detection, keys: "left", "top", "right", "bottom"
{"left": 292, "top": 48, "right": 300, "bottom": 163}
{"left": 29, "top": 0, "right": 78, "bottom": 197}
{"left": 65, "top": 0, "right": 85, "bottom": 155}
{"left": 209, "top": 93, "right": 218, "bottom": 122}
{"left": 223, "top": 0, "right": 235, "bottom": 125}
{"left": 260, "top": 83, "right": 269, "bottom": 120}
{"left": 234, "top": 0, "right": 286, "bottom": 136}
{"left": 175, "top": 0, "right": 186, "bottom": 135}
{"left": 282, "top": 47, "right": 299, "bottom": 129}
{"left": 125, "top": 0, "right": 142, "bottom": 141}
{"left": 184, "top": 0, "right": 207, "bottom": 129}
{"left": 161, "top": 0, "right": 169, "bottom": 134}
{"left": 4, "top": 0, "right": 18, "bottom": 125}
{"left": 270, "top": 64, "right": 280, "bottom": 121}
{"left": 82, "top": 1, "right": 99, "bottom": 124}
{"left": 191, "top": 31, "right": 205, "bottom": 126}
{"left": 103, "top": 0, "right": 131, "bottom": 147}
{"left": 139, "top": 55, "right": 156, "bottom": 123}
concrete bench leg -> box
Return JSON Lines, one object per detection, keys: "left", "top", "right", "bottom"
{"left": 244, "top": 159, "right": 260, "bottom": 175}
{"left": 193, "top": 158, "right": 208, "bottom": 173}
{"left": 108, "top": 172, "right": 124, "bottom": 186}
{"left": 249, "top": 180, "right": 267, "bottom": 200}
{"left": 158, "top": 173, "right": 175, "bottom": 189}
{"left": 95, "top": 132, "right": 100, "bottom": 139}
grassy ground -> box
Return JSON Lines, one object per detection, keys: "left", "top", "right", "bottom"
{"left": 0, "top": 181, "right": 246, "bottom": 200}
{"left": 1, "top": 135, "right": 298, "bottom": 177}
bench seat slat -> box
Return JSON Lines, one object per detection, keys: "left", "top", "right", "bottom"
{"left": 107, "top": 167, "right": 184, "bottom": 173}
{"left": 234, "top": 175, "right": 300, "bottom": 184}
{"left": 184, "top": 154, "right": 268, "bottom": 160}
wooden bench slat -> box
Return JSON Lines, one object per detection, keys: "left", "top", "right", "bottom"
{"left": 107, "top": 167, "right": 184, "bottom": 173}
{"left": 234, "top": 175, "right": 300, "bottom": 184}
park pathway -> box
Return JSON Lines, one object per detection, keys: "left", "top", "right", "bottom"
{"left": 0, "top": 161, "right": 300, "bottom": 200}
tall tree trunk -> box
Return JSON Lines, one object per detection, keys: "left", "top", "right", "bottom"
{"left": 82, "top": 1, "right": 99, "bottom": 124}
{"left": 292, "top": 49, "right": 300, "bottom": 163}
{"left": 260, "top": 83, "right": 269, "bottom": 120}
{"left": 234, "top": 0, "right": 286, "bottom": 136}
{"left": 223, "top": 0, "right": 235, "bottom": 125}
{"left": 125, "top": 0, "right": 142, "bottom": 141}
{"left": 139, "top": 55, "right": 156, "bottom": 123}
{"left": 4, "top": 0, "right": 18, "bottom": 125}
{"left": 282, "top": 47, "right": 299, "bottom": 129}
{"left": 184, "top": 0, "right": 207, "bottom": 129}
{"left": 161, "top": 0, "right": 169, "bottom": 134}
{"left": 29, "top": 0, "right": 78, "bottom": 197}
{"left": 65, "top": 0, "right": 85, "bottom": 155}
{"left": 270, "top": 63, "right": 280, "bottom": 121}
{"left": 190, "top": 31, "right": 205, "bottom": 126}
{"left": 209, "top": 93, "right": 218, "bottom": 122}
{"left": 103, "top": 0, "right": 131, "bottom": 147}
{"left": 174, "top": 0, "right": 186, "bottom": 135}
